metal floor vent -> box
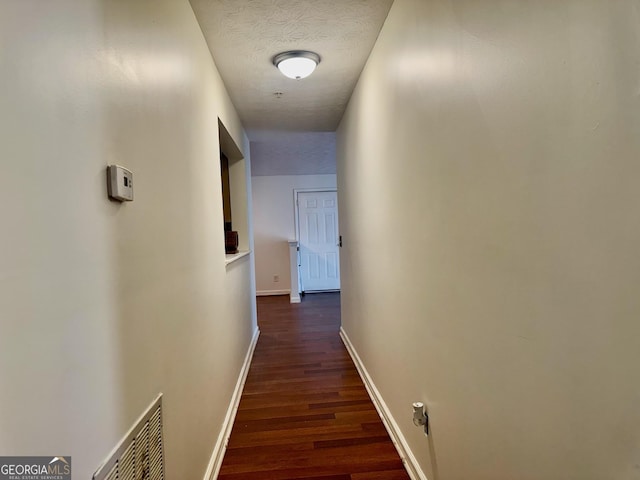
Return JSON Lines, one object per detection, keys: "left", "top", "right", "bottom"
{"left": 93, "top": 394, "right": 164, "bottom": 480}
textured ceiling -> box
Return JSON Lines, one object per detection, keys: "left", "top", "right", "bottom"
{"left": 189, "top": 0, "right": 394, "bottom": 136}
{"left": 250, "top": 131, "right": 336, "bottom": 176}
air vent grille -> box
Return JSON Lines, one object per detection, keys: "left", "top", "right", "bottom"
{"left": 93, "top": 395, "right": 164, "bottom": 480}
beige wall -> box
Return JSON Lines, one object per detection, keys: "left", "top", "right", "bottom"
{"left": 0, "top": 1, "right": 256, "bottom": 479}
{"left": 337, "top": 1, "right": 640, "bottom": 479}
{"left": 252, "top": 175, "right": 337, "bottom": 294}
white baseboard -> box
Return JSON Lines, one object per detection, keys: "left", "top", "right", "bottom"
{"left": 256, "top": 289, "right": 290, "bottom": 296}
{"left": 340, "top": 327, "right": 428, "bottom": 480}
{"left": 203, "top": 328, "right": 260, "bottom": 480}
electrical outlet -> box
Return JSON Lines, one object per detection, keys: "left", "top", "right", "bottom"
{"left": 412, "top": 402, "right": 429, "bottom": 436}
{"left": 273, "top": 275, "right": 280, "bottom": 283}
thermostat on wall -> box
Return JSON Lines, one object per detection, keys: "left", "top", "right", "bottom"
{"left": 107, "top": 165, "right": 134, "bottom": 202}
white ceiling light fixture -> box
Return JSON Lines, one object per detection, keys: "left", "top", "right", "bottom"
{"left": 273, "top": 51, "right": 321, "bottom": 80}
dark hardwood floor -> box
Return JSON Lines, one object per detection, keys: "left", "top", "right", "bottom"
{"left": 218, "top": 293, "right": 410, "bottom": 480}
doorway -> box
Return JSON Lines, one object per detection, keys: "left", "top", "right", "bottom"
{"left": 295, "top": 189, "right": 341, "bottom": 293}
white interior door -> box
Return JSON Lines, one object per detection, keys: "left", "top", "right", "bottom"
{"left": 297, "top": 191, "right": 340, "bottom": 292}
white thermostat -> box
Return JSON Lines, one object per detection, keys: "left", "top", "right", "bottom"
{"left": 107, "top": 165, "right": 134, "bottom": 202}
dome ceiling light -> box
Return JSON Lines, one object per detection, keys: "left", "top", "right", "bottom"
{"left": 273, "top": 51, "right": 321, "bottom": 80}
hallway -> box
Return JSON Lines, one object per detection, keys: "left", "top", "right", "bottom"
{"left": 3, "top": 1, "right": 639, "bottom": 478}
{"left": 218, "top": 294, "right": 410, "bottom": 479}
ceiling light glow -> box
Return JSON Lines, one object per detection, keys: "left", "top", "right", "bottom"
{"left": 273, "top": 51, "right": 320, "bottom": 80}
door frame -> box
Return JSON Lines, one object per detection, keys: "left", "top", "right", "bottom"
{"left": 293, "top": 188, "right": 339, "bottom": 293}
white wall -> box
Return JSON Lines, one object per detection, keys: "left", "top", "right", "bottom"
{"left": 252, "top": 175, "right": 337, "bottom": 295}
{"left": 0, "top": 1, "right": 256, "bottom": 479}
{"left": 337, "top": 1, "right": 640, "bottom": 479}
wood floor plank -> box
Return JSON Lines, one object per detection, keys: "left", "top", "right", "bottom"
{"left": 351, "top": 471, "right": 413, "bottom": 480}
{"left": 218, "top": 293, "right": 410, "bottom": 479}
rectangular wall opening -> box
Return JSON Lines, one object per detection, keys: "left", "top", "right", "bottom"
{"left": 218, "top": 119, "right": 249, "bottom": 260}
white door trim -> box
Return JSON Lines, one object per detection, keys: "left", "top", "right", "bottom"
{"left": 293, "top": 188, "right": 339, "bottom": 293}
